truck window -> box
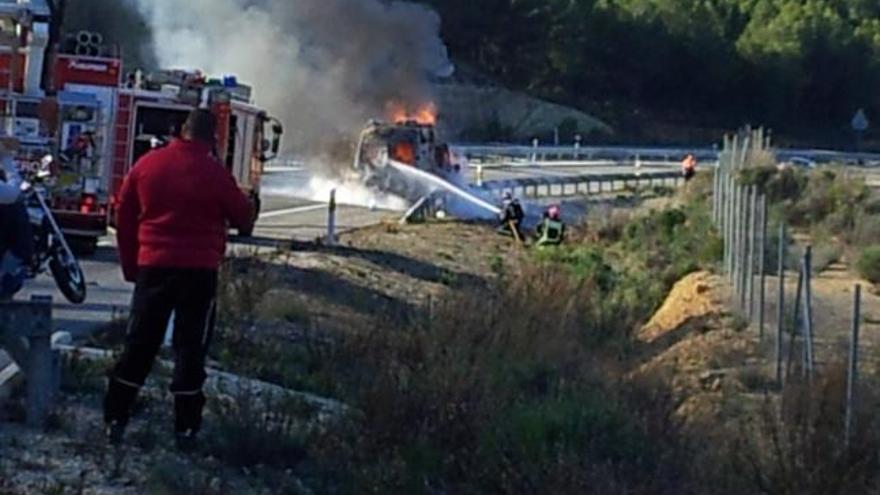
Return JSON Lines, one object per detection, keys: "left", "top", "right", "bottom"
{"left": 131, "top": 105, "right": 189, "bottom": 165}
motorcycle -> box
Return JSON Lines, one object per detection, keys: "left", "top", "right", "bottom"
{"left": 17, "top": 162, "right": 87, "bottom": 304}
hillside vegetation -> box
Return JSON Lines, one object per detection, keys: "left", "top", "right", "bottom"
{"left": 424, "top": 0, "right": 880, "bottom": 145}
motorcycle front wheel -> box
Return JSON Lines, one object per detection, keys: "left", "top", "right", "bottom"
{"left": 49, "top": 243, "right": 87, "bottom": 304}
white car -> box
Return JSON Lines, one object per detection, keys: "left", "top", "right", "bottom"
{"left": 785, "top": 156, "right": 817, "bottom": 169}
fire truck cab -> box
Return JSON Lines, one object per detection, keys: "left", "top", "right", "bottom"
{"left": 110, "top": 71, "right": 283, "bottom": 229}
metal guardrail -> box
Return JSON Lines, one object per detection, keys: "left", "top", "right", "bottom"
{"left": 402, "top": 170, "right": 684, "bottom": 223}
{"left": 478, "top": 170, "right": 684, "bottom": 198}
{"left": 454, "top": 144, "right": 880, "bottom": 166}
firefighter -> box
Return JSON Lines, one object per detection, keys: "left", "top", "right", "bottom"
{"left": 497, "top": 192, "right": 525, "bottom": 239}
{"left": 535, "top": 204, "right": 565, "bottom": 247}
{"left": 682, "top": 154, "right": 697, "bottom": 181}
{"left": 104, "top": 109, "right": 254, "bottom": 452}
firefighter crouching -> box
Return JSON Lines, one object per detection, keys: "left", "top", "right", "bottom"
{"left": 535, "top": 205, "right": 565, "bottom": 247}
{"left": 681, "top": 154, "right": 697, "bottom": 181}
{"left": 497, "top": 192, "right": 525, "bottom": 239}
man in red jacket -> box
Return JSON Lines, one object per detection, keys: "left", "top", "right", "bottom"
{"left": 104, "top": 109, "right": 254, "bottom": 452}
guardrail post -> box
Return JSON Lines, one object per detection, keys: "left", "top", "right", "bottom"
{"left": 475, "top": 164, "right": 483, "bottom": 187}
{"left": 0, "top": 295, "right": 56, "bottom": 428}
{"left": 327, "top": 188, "right": 337, "bottom": 246}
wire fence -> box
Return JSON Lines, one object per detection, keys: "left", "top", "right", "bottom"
{"left": 713, "top": 127, "right": 865, "bottom": 442}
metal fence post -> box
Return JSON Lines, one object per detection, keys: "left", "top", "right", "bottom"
{"left": 738, "top": 184, "right": 747, "bottom": 297}
{"left": 802, "top": 246, "right": 815, "bottom": 380}
{"left": 731, "top": 183, "right": 739, "bottom": 286}
{"left": 727, "top": 171, "right": 739, "bottom": 282}
{"left": 758, "top": 194, "right": 768, "bottom": 337}
{"left": 713, "top": 166, "right": 720, "bottom": 225}
{"left": 746, "top": 185, "right": 758, "bottom": 319}
{"left": 789, "top": 260, "right": 804, "bottom": 379}
{"left": 776, "top": 223, "right": 785, "bottom": 384}
{"left": 845, "top": 284, "right": 861, "bottom": 449}
{"left": 722, "top": 170, "right": 730, "bottom": 273}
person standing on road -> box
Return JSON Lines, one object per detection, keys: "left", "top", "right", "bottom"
{"left": 104, "top": 109, "right": 254, "bottom": 452}
{"left": 681, "top": 154, "right": 697, "bottom": 181}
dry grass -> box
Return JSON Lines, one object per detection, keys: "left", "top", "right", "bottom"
{"left": 733, "top": 366, "right": 880, "bottom": 494}
{"left": 302, "top": 263, "right": 699, "bottom": 493}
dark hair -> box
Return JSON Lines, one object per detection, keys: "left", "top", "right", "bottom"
{"left": 182, "top": 108, "right": 217, "bottom": 144}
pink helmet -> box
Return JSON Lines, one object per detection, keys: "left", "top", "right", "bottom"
{"left": 547, "top": 205, "right": 561, "bottom": 220}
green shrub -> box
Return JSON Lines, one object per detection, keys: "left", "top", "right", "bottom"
{"left": 765, "top": 167, "right": 808, "bottom": 202}
{"left": 206, "top": 391, "right": 308, "bottom": 469}
{"left": 306, "top": 263, "right": 693, "bottom": 493}
{"left": 851, "top": 214, "right": 880, "bottom": 248}
{"left": 811, "top": 242, "right": 842, "bottom": 273}
{"left": 857, "top": 246, "right": 880, "bottom": 284}
{"left": 737, "top": 165, "right": 778, "bottom": 190}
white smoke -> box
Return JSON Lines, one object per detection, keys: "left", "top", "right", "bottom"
{"left": 264, "top": 175, "right": 410, "bottom": 212}
{"left": 135, "top": 0, "right": 453, "bottom": 159}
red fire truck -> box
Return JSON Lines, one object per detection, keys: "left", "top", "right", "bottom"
{"left": 0, "top": 2, "right": 283, "bottom": 253}
{"left": 53, "top": 69, "right": 283, "bottom": 253}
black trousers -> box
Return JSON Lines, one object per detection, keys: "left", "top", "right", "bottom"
{"left": 104, "top": 267, "right": 218, "bottom": 433}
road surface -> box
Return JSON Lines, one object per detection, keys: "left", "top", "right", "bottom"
{"left": 9, "top": 161, "right": 676, "bottom": 341}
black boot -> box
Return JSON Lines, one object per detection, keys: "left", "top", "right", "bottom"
{"left": 103, "top": 378, "right": 140, "bottom": 446}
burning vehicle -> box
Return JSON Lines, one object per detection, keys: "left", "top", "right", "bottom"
{"left": 352, "top": 103, "right": 465, "bottom": 202}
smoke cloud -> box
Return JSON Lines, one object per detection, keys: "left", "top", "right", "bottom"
{"left": 135, "top": 0, "right": 453, "bottom": 162}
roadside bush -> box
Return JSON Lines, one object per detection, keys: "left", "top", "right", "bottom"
{"left": 737, "top": 165, "right": 779, "bottom": 190}
{"left": 850, "top": 214, "right": 880, "bottom": 248}
{"left": 733, "top": 370, "right": 880, "bottom": 494}
{"left": 205, "top": 389, "right": 308, "bottom": 469}
{"left": 765, "top": 166, "right": 808, "bottom": 202}
{"left": 786, "top": 169, "right": 869, "bottom": 230}
{"left": 307, "top": 263, "right": 696, "bottom": 494}
{"left": 811, "top": 242, "right": 843, "bottom": 273}
{"left": 857, "top": 246, "right": 880, "bottom": 284}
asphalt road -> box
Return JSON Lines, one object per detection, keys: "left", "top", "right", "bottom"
{"left": 8, "top": 162, "right": 677, "bottom": 341}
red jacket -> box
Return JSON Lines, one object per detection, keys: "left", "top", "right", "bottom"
{"left": 116, "top": 138, "right": 253, "bottom": 281}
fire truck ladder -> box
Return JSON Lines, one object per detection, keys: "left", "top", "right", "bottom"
{"left": 110, "top": 92, "right": 133, "bottom": 196}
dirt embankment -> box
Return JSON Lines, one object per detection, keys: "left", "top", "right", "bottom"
{"left": 631, "top": 263, "right": 880, "bottom": 428}
{"left": 271, "top": 221, "right": 526, "bottom": 331}
{"left": 631, "top": 271, "right": 762, "bottom": 426}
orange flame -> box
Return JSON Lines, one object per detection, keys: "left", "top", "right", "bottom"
{"left": 386, "top": 101, "right": 437, "bottom": 125}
